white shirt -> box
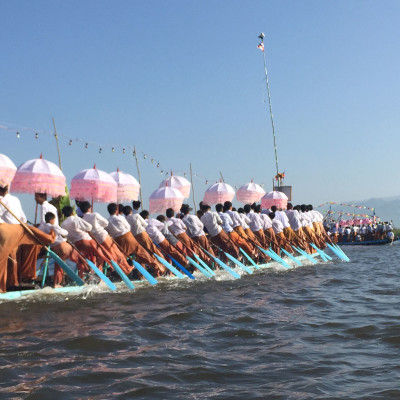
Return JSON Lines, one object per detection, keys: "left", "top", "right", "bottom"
{"left": 225, "top": 210, "right": 241, "bottom": 229}
{"left": 201, "top": 211, "right": 222, "bottom": 237}
{"left": 300, "top": 212, "right": 313, "bottom": 228}
{"left": 106, "top": 215, "right": 131, "bottom": 238}
{"left": 167, "top": 217, "right": 187, "bottom": 236}
{"left": 0, "top": 193, "right": 27, "bottom": 224}
{"left": 146, "top": 219, "right": 165, "bottom": 244}
{"left": 182, "top": 214, "right": 205, "bottom": 238}
{"left": 219, "top": 212, "right": 234, "bottom": 233}
{"left": 275, "top": 211, "right": 290, "bottom": 228}
{"left": 126, "top": 213, "right": 148, "bottom": 236}
{"left": 238, "top": 213, "right": 250, "bottom": 230}
{"left": 41, "top": 222, "right": 68, "bottom": 246}
{"left": 272, "top": 219, "right": 284, "bottom": 234}
{"left": 61, "top": 215, "right": 92, "bottom": 243}
{"left": 285, "top": 210, "right": 302, "bottom": 231}
{"left": 247, "top": 211, "right": 263, "bottom": 232}
{"left": 40, "top": 201, "right": 59, "bottom": 226}
{"left": 83, "top": 212, "right": 109, "bottom": 243}
{"left": 259, "top": 213, "right": 273, "bottom": 230}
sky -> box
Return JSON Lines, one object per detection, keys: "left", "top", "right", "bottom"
{"left": 1, "top": 0, "right": 400, "bottom": 220}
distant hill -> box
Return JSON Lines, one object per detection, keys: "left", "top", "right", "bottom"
{"left": 343, "top": 196, "right": 400, "bottom": 227}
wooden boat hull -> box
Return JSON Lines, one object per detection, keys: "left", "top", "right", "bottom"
{"left": 337, "top": 237, "right": 399, "bottom": 246}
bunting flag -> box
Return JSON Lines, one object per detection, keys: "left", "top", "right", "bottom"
{"left": 318, "top": 202, "right": 375, "bottom": 211}
{"left": 322, "top": 210, "right": 375, "bottom": 218}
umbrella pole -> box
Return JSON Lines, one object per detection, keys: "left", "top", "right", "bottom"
{"left": 52, "top": 117, "right": 63, "bottom": 171}
{"left": 133, "top": 146, "right": 143, "bottom": 208}
{"left": 190, "top": 163, "right": 197, "bottom": 213}
{"left": 220, "top": 171, "right": 224, "bottom": 182}
{"left": 34, "top": 203, "right": 38, "bottom": 225}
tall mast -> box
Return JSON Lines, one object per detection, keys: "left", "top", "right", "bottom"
{"left": 258, "top": 33, "right": 280, "bottom": 181}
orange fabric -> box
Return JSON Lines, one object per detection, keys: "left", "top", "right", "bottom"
{"left": 7, "top": 248, "right": 18, "bottom": 287}
{"left": 244, "top": 228, "right": 262, "bottom": 247}
{"left": 211, "top": 230, "right": 239, "bottom": 259}
{"left": 51, "top": 241, "right": 81, "bottom": 285}
{"left": 276, "top": 232, "right": 292, "bottom": 253}
{"left": 192, "top": 235, "right": 215, "bottom": 258}
{"left": 263, "top": 228, "right": 280, "bottom": 254}
{"left": 228, "top": 231, "right": 253, "bottom": 256}
{"left": 176, "top": 232, "right": 211, "bottom": 264}
{"left": 135, "top": 231, "right": 165, "bottom": 260}
{"left": 253, "top": 229, "right": 267, "bottom": 248}
{"left": 0, "top": 224, "right": 55, "bottom": 293}
{"left": 159, "top": 239, "right": 188, "bottom": 266}
{"left": 100, "top": 236, "right": 133, "bottom": 275}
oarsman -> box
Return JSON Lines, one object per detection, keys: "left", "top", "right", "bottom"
{"left": 201, "top": 204, "right": 240, "bottom": 259}
{"left": 35, "top": 193, "right": 58, "bottom": 228}
{"left": 132, "top": 201, "right": 141, "bottom": 215}
{"left": 106, "top": 203, "right": 165, "bottom": 275}
{"left": 141, "top": 211, "right": 189, "bottom": 268}
{"left": 181, "top": 204, "right": 215, "bottom": 257}
{"left": 124, "top": 205, "right": 165, "bottom": 260}
{"left": 244, "top": 204, "right": 267, "bottom": 247}
{"left": 307, "top": 205, "right": 326, "bottom": 246}
{"left": 269, "top": 212, "right": 292, "bottom": 254}
{"left": 255, "top": 205, "right": 278, "bottom": 255}
{"left": 61, "top": 206, "right": 106, "bottom": 277}
{"left": 80, "top": 201, "right": 132, "bottom": 275}
{"left": 271, "top": 205, "right": 298, "bottom": 246}
{"left": 216, "top": 203, "right": 254, "bottom": 257}
{"left": 285, "top": 203, "right": 311, "bottom": 252}
{"left": 166, "top": 208, "right": 210, "bottom": 263}
{"left": 41, "top": 212, "right": 80, "bottom": 287}
{"left": 237, "top": 207, "right": 262, "bottom": 247}
{"left": 299, "top": 204, "right": 324, "bottom": 248}
{"left": 0, "top": 185, "right": 30, "bottom": 287}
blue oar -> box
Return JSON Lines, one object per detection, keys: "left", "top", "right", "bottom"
{"left": 280, "top": 248, "right": 303, "bottom": 266}
{"left": 86, "top": 259, "right": 117, "bottom": 291}
{"left": 293, "top": 246, "right": 318, "bottom": 264}
{"left": 153, "top": 253, "right": 185, "bottom": 278}
{"left": 256, "top": 246, "right": 291, "bottom": 269}
{"left": 48, "top": 249, "right": 85, "bottom": 286}
{"left": 128, "top": 259, "right": 157, "bottom": 285}
{"left": 239, "top": 248, "right": 261, "bottom": 270}
{"left": 110, "top": 260, "right": 136, "bottom": 289}
{"left": 326, "top": 242, "right": 349, "bottom": 262}
{"left": 152, "top": 242, "right": 195, "bottom": 279}
{"left": 186, "top": 256, "right": 212, "bottom": 278}
{"left": 308, "top": 243, "right": 329, "bottom": 262}
{"left": 202, "top": 250, "right": 241, "bottom": 279}
{"left": 332, "top": 243, "right": 350, "bottom": 261}
{"left": 41, "top": 251, "right": 50, "bottom": 288}
{"left": 223, "top": 251, "right": 253, "bottom": 274}
{"left": 191, "top": 253, "right": 216, "bottom": 276}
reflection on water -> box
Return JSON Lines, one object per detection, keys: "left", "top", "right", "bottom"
{"left": 1, "top": 245, "right": 400, "bottom": 399}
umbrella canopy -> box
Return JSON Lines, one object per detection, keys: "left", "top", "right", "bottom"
{"left": 0, "top": 153, "right": 17, "bottom": 187}
{"left": 236, "top": 182, "right": 266, "bottom": 204}
{"left": 261, "top": 190, "right": 288, "bottom": 210}
{"left": 11, "top": 154, "right": 66, "bottom": 197}
{"left": 159, "top": 175, "right": 191, "bottom": 199}
{"left": 149, "top": 186, "right": 184, "bottom": 214}
{"left": 203, "top": 182, "right": 235, "bottom": 205}
{"left": 70, "top": 165, "right": 117, "bottom": 203}
{"left": 109, "top": 169, "right": 140, "bottom": 202}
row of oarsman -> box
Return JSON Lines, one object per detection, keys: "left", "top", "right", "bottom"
{"left": 0, "top": 184, "right": 328, "bottom": 292}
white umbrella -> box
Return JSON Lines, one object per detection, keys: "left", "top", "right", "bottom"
{"left": 0, "top": 153, "right": 17, "bottom": 187}
{"left": 261, "top": 190, "right": 288, "bottom": 210}
{"left": 110, "top": 169, "right": 140, "bottom": 202}
{"left": 203, "top": 182, "right": 235, "bottom": 205}
{"left": 159, "top": 174, "right": 191, "bottom": 199}
{"left": 236, "top": 181, "right": 265, "bottom": 204}
{"left": 149, "top": 186, "right": 184, "bottom": 214}
{"left": 11, "top": 154, "right": 66, "bottom": 197}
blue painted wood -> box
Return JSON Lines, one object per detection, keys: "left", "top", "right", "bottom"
{"left": 192, "top": 254, "right": 216, "bottom": 276}
{"left": 223, "top": 252, "right": 253, "bottom": 274}
{"left": 202, "top": 250, "right": 241, "bottom": 279}
{"left": 110, "top": 260, "right": 136, "bottom": 289}
{"left": 153, "top": 253, "right": 185, "bottom": 278}
{"left": 280, "top": 248, "right": 303, "bottom": 266}
{"left": 240, "top": 248, "right": 260, "bottom": 270}
{"left": 86, "top": 259, "right": 117, "bottom": 291}
{"left": 294, "top": 246, "right": 318, "bottom": 264}
{"left": 256, "top": 246, "right": 291, "bottom": 269}
{"left": 186, "top": 256, "right": 212, "bottom": 278}
{"left": 48, "top": 249, "right": 85, "bottom": 286}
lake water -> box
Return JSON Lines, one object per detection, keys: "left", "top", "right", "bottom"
{"left": 1, "top": 244, "right": 400, "bottom": 399}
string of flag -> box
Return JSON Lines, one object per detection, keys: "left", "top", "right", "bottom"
{"left": 322, "top": 210, "right": 375, "bottom": 218}
{"left": 0, "top": 122, "right": 264, "bottom": 190}
{"left": 318, "top": 202, "right": 375, "bottom": 211}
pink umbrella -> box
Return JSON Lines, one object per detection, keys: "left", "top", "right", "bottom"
{"left": 203, "top": 182, "right": 235, "bottom": 205}
{"left": 362, "top": 218, "right": 372, "bottom": 225}
{"left": 261, "top": 191, "right": 288, "bottom": 210}
{"left": 236, "top": 181, "right": 266, "bottom": 204}
{"left": 149, "top": 186, "right": 184, "bottom": 214}
{"left": 11, "top": 154, "right": 66, "bottom": 197}
{"left": 159, "top": 174, "right": 191, "bottom": 199}
{"left": 0, "top": 153, "right": 17, "bottom": 187}
{"left": 110, "top": 169, "right": 140, "bottom": 202}
{"left": 70, "top": 165, "right": 117, "bottom": 203}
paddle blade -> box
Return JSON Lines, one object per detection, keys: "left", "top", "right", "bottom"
{"left": 153, "top": 253, "right": 185, "bottom": 279}
{"left": 86, "top": 259, "right": 116, "bottom": 291}
{"left": 130, "top": 260, "right": 158, "bottom": 285}
{"left": 48, "top": 249, "right": 85, "bottom": 286}
{"left": 110, "top": 260, "right": 135, "bottom": 289}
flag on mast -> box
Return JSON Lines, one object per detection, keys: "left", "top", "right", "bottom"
{"left": 257, "top": 42, "right": 264, "bottom": 52}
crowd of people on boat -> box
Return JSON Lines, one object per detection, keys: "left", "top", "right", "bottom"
{"left": 0, "top": 184, "right": 332, "bottom": 293}
{"left": 324, "top": 220, "right": 395, "bottom": 243}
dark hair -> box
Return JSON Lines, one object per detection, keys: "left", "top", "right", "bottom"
{"left": 271, "top": 205, "right": 277, "bottom": 212}
{"left": 118, "top": 204, "right": 124, "bottom": 213}
{"left": 45, "top": 212, "right": 56, "bottom": 223}
{"left": 215, "top": 203, "right": 223, "bottom": 212}
{"left": 0, "top": 186, "right": 8, "bottom": 195}
{"left": 250, "top": 202, "right": 257, "bottom": 211}
{"left": 166, "top": 208, "right": 174, "bottom": 218}
{"left": 237, "top": 207, "right": 244, "bottom": 214}
{"left": 36, "top": 193, "right": 47, "bottom": 200}
{"left": 269, "top": 212, "right": 275, "bottom": 220}
{"left": 140, "top": 210, "right": 149, "bottom": 219}
{"left": 132, "top": 200, "right": 141, "bottom": 210}
{"left": 62, "top": 206, "right": 73, "bottom": 217}
{"left": 307, "top": 204, "right": 314, "bottom": 211}
{"left": 232, "top": 207, "right": 236, "bottom": 212}
{"left": 203, "top": 204, "right": 211, "bottom": 211}
{"left": 254, "top": 204, "right": 261, "bottom": 213}
{"left": 157, "top": 214, "right": 166, "bottom": 222}
{"left": 180, "top": 204, "right": 191, "bottom": 215}
{"left": 123, "top": 205, "right": 133, "bottom": 216}
{"left": 196, "top": 210, "right": 204, "bottom": 218}
{"left": 287, "top": 203, "right": 293, "bottom": 210}
{"left": 107, "top": 203, "right": 118, "bottom": 215}
{"left": 300, "top": 204, "right": 306, "bottom": 212}
{"left": 80, "top": 201, "right": 91, "bottom": 214}
{"left": 244, "top": 204, "right": 251, "bottom": 213}
{"left": 223, "top": 202, "right": 231, "bottom": 212}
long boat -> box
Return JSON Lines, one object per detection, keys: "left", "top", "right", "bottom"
{"left": 337, "top": 237, "right": 399, "bottom": 246}
{"left": 0, "top": 251, "right": 326, "bottom": 302}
